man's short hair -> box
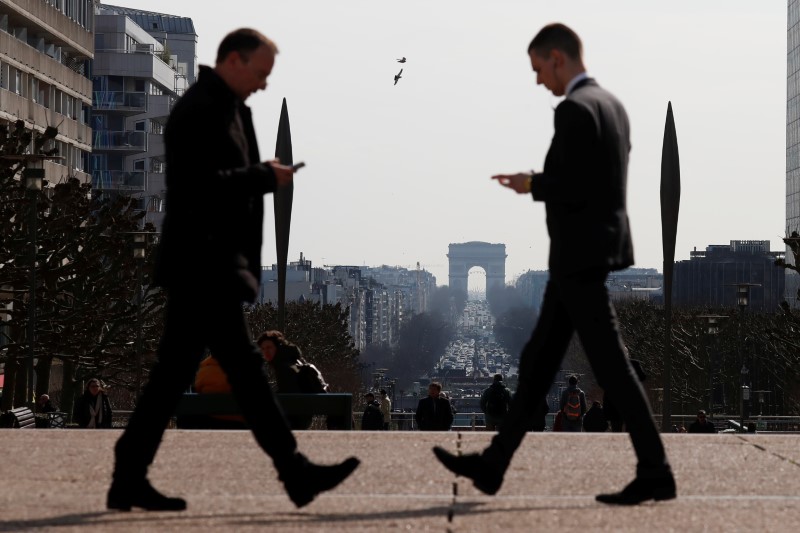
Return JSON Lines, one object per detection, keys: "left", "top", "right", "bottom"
{"left": 428, "top": 382, "right": 442, "bottom": 392}
{"left": 493, "top": 374, "right": 503, "bottom": 382}
{"left": 365, "top": 392, "right": 375, "bottom": 399}
{"left": 216, "top": 28, "right": 278, "bottom": 64}
{"left": 379, "top": 389, "right": 387, "bottom": 395}
{"left": 568, "top": 375, "right": 578, "bottom": 385}
{"left": 528, "top": 23, "right": 582, "bottom": 60}
{"left": 697, "top": 410, "right": 707, "bottom": 417}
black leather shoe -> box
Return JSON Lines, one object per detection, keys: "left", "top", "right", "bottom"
{"left": 433, "top": 446, "right": 503, "bottom": 495}
{"left": 107, "top": 479, "right": 187, "bottom": 511}
{"left": 595, "top": 476, "right": 676, "bottom": 505}
{"left": 283, "top": 456, "right": 360, "bottom": 508}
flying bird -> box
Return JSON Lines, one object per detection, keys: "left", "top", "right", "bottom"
{"left": 397, "top": 57, "right": 406, "bottom": 63}
{"left": 394, "top": 68, "right": 403, "bottom": 85}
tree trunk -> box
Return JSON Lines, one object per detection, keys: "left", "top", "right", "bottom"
{"left": 60, "top": 357, "right": 77, "bottom": 422}
{"left": 35, "top": 354, "right": 53, "bottom": 399}
{"left": 1, "top": 353, "right": 18, "bottom": 410}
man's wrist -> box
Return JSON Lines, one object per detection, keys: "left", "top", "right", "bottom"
{"left": 523, "top": 172, "right": 534, "bottom": 193}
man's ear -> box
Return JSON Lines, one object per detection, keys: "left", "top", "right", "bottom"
{"left": 550, "top": 48, "right": 565, "bottom": 67}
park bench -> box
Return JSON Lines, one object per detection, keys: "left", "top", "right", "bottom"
{"left": 175, "top": 393, "right": 353, "bottom": 429}
{"left": 8, "top": 407, "right": 36, "bottom": 429}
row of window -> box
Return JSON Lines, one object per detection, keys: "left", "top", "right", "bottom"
{"left": 0, "top": 14, "right": 90, "bottom": 74}
{"left": 44, "top": 0, "right": 93, "bottom": 31}
{"left": 0, "top": 60, "right": 87, "bottom": 122}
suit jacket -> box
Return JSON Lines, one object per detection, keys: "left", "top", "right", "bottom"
{"left": 415, "top": 395, "right": 454, "bottom": 431}
{"left": 154, "top": 66, "right": 277, "bottom": 300}
{"left": 531, "top": 78, "right": 633, "bottom": 276}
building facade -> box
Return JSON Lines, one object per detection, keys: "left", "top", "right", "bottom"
{"left": 788, "top": 0, "right": 800, "bottom": 302}
{"left": 90, "top": 4, "right": 196, "bottom": 229}
{"left": 673, "top": 240, "right": 785, "bottom": 312}
{"left": 0, "top": 0, "right": 94, "bottom": 183}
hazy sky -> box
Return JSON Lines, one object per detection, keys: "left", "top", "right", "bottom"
{"left": 108, "top": 1, "right": 787, "bottom": 288}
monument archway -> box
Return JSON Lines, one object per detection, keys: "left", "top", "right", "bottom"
{"left": 447, "top": 242, "right": 506, "bottom": 296}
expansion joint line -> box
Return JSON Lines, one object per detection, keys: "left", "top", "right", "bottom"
{"left": 736, "top": 435, "right": 800, "bottom": 468}
{"left": 444, "top": 431, "right": 464, "bottom": 532}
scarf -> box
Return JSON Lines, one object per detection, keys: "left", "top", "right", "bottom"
{"left": 87, "top": 394, "right": 103, "bottom": 428}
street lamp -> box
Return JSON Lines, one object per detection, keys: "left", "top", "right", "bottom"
{"left": 127, "top": 231, "right": 154, "bottom": 401}
{"left": 22, "top": 165, "right": 43, "bottom": 409}
{"left": 697, "top": 314, "right": 727, "bottom": 416}
{"left": 731, "top": 282, "right": 760, "bottom": 432}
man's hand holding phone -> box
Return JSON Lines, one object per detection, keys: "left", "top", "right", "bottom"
{"left": 268, "top": 159, "right": 305, "bottom": 186}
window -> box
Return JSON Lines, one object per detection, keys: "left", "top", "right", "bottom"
{"left": 134, "top": 120, "right": 146, "bottom": 132}
{"left": 133, "top": 159, "right": 145, "bottom": 171}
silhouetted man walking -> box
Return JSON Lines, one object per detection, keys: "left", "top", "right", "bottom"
{"left": 433, "top": 23, "right": 675, "bottom": 505}
{"left": 107, "top": 28, "right": 359, "bottom": 512}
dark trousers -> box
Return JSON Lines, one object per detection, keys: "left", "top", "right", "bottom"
{"left": 487, "top": 271, "right": 670, "bottom": 478}
{"left": 113, "top": 288, "right": 298, "bottom": 481}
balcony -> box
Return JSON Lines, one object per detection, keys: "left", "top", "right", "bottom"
{"left": 93, "top": 91, "right": 147, "bottom": 114}
{"left": 145, "top": 94, "right": 176, "bottom": 121}
{"left": 91, "top": 170, "right": 147, "bottom": 192}
{"left": 92, "top": 130, "right": 146, "bottom": 152}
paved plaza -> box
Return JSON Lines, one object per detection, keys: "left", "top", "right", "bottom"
{"left": 2, "top": 430, "right": 800, "bottom": 532}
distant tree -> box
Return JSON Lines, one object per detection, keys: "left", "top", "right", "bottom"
{"left": 430, "top": 286, "right": 467, "bottom": 326}
{"left": 391, "top": 311, "right": 453, "bottom": 387}
{"left": 492, "top": 306, "right": 537, "bottom": 356}
{"left": 486, "top": 285, "right": 525, "bottom": 319}
{"left": 615, "top": 299, "right": 800, "bottom": 416}
{"left": 0, "top": 120, "right": 164, "bottom": 412}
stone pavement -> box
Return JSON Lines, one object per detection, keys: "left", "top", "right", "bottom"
{"left": 2, "top": 429, "right": 800, "bottom": 532}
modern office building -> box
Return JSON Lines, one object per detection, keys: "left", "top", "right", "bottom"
{"left": 788, "top": 0, "right": 800, "bottom": 303}
{"left": 90, "top": 3, "right": 196, "bottom": 229}
{"left": 673, "top": 240, "right": 785, "bottom": 312}
{"left": 0, "top": 0, "right": 94, "bottom": 183}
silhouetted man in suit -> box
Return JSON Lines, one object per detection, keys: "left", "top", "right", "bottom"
{"left": 434, "top": 23, "right": 675, "bottom": 505}
{"left": 107, "top": 28, "right": 359, "bottom": 512}
{"left": 415, "top": 382, "right": 454, "bottom": 431}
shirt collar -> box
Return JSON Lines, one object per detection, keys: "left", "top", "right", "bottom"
{"left": 565, "top": 72, "right": 589, "bottom": 96}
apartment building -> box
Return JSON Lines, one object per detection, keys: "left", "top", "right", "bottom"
{"left": 0, "top": 0, "right": 93, "bottom": 183}
{"left": 90, "top": 3, "right": 196, "bottom": 229}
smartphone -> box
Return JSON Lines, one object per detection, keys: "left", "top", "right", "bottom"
{"left": 291, "top": 161, "right": 306, "bottom": 171}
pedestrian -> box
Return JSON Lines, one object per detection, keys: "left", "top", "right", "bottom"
{"left": 256, "top": 330, "right": 320, "bottom": 430}
{"left": 379, "top": 389, "right": 392, "bottom": 430}
{"left": 480, "top": 374, "right": 512, "bottom": 431}
{"left": 559, "top": 375, "right": 587, "bottom": 432}
{"left": 37, "top": 393, "right": 57, "bottom": 414}
{"left": 415, "top": 382, "right": 454, "bottom": 431}
{"left": 687, "top": 410, "right": 717, "bottom": 434}
{"left": 433, "top": 23, "right": 675, "bottom": 506}
{"left": 582, "top": 400, "right": 609, "bottom": 432}
{"left": 74, "top": 378, "right": 113, "bottom": 429}
{"left": 361, "top": 392, "right": 384, "bottom": 430}
{"left": 107, "top": 28, "right": 359, "bottom": 512}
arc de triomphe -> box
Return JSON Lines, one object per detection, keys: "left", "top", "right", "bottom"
{"left": 447, "top": 242, "right": 507, "bottom": 295}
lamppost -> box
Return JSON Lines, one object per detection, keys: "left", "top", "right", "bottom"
{"left": 698, "top": 314, "right": 727, "bottom": 416}
{"left": 133, "top": 233, "right": 145, "bottom": 400}
{"left": 22, "top": 165, "right": 43, "bottom": 408}
{"left": 732, "top": 282, "right": 759, "bottom": 432}
{"left": 127, "top": 231, "right": 154, "bottom": 401}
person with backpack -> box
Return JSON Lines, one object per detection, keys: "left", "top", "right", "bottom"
{"left": 257, "top": 330, "right": 328, "bottom": 430}
{"left": 559, "top": 375, "right": 586, "bottom": 432}
{"left": 361, "top": 393, "right": 384, "bottom": 430}
{"left": 480, "top": 375, "right": 512, "bottom": 431}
